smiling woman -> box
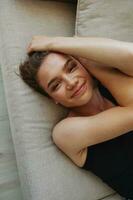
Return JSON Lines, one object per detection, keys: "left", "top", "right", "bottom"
{"left": 19, "top": 36, "right": 133, "bottom": 199}
{"left": 34, "top": 51, "right": 95, "bottom": 108}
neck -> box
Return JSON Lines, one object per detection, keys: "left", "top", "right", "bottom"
{"left": 71, "top": 87, "right": 107, "bottom": 116}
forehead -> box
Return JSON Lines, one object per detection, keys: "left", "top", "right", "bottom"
{"left": 37, "top": 53, "right": 69, "bottom": 89}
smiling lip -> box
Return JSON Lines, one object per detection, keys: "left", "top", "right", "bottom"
{"left": 71, "top": 82, "right": 87, "bottom": 98}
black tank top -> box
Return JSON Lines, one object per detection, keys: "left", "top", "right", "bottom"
{"left": 81, "top": 82, "right": 133, "bottom": 199}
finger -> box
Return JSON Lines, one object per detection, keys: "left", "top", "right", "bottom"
{"left": 27, "top": 43, "right": 33, "bottom": 53}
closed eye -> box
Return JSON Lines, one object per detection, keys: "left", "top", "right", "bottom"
{"left": 68, "top": 62, "right": 77, "bottom": 72}
{"left": 51, "top": 82, "right": 61, "bottom": 91}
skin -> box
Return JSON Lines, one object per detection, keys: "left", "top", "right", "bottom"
{"left": 36, "top": 52, "right": 114, "bottom": 116}
{"left": 27, "top": 36, "right": 133, "bottom": 168}
{"left": 27, "top": 37, "right": 133, "bottom": 197}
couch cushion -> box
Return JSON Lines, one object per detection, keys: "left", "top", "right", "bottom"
{"left": 46, "top": 0, "right": 77, "bottom": 3}
{"left": 75, "top": 0, "right": 133, "bottom": 199}
{"left": 0, "top": 66, "right": 23, "bottom": 200}
{"left": 75, "top": 0, "right": 133, "bottom": 41}
{"left": 0, "top": 0, "right": 115, "bottom": 200}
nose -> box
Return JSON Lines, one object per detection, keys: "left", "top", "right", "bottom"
{"left": 64, "top": 75, "right": 78, "bottom": 90}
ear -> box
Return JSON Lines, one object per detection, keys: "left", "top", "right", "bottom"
{"left": 54, "top": 101, "right": 59, "bottom": 105}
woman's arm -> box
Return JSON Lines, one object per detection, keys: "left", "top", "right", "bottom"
{"left": 75, "top": 56, "right": 133, "bottom": 107}
{"left": 28, "top": 36, "right": 133, "bottom": 76}
{"left": 52, "top": 105, "right": 133, "bottom": 154}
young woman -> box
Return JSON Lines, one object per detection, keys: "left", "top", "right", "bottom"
{"left": 20, "top": 36, "right": 133, "bottom": 199}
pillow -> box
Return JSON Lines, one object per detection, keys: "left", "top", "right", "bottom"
{"left": 75, "top": 0, "right": 133, "bottom": 41}
{"left": 43, "top": 0, "right": 77, "bottom": 3}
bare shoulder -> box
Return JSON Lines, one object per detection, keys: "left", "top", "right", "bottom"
{"left": 52, "top": 116, "right": 77, "bottom": 149}
{"left": 52, "top": 105, "right": 133, "bottom": 167}
{"left": 52, "top": 116, "right": 88, "bottom": 167}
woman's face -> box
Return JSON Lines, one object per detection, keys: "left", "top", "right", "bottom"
{"left": 37, "top": 52, "right": 94, "bottom": 107}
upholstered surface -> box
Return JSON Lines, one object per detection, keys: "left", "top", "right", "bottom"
{"left": 45, "top": 0, "right": 77, "bottom": 3}
{"left": 0, "top": 0, "right": 115, "bottom": 200}
{"left": 0, "top": 0, "right": 127, "bottom": 199}
{"left": 0, "top": 66, "right": 23, "bottom": 200}
{"left": 75, "top": 0, "right": 133, "bottom": 41}
{"left": 75, "top": 0, "right": 133, "bottom": 199}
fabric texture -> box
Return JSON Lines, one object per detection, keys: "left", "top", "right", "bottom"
{"left": 0, "top": 0, "right": 115, "bottom": 200}
{"left": 42, "top": 0, "right": 77, "bottom": 3}
{"left": 0, "top": 66, "right": 23, "bottom": 200}
{"left": 75, "top": 0, "right": 133, "bottom": 41}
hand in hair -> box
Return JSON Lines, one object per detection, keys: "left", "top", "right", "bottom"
{"left": 27, "top": 35, "right": 56, "bottom": 54}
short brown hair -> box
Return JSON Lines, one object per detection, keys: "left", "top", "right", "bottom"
{"left": 19, "top": 51, "right": 51, "bottom": 98}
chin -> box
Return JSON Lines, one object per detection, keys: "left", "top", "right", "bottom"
{"left": 63, "top": 93, "right": 92, "bottom": 108}
{"left": 60, "top": 82, "right": 93, "bottom": 107}
{"left": 75, "top": 97, "right": 91, "bottom": 107}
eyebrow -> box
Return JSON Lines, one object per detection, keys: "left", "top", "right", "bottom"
{"left": 47, "top": 58, "right": 72, "bottom": 89}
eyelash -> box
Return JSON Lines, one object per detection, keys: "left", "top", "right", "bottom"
{"left": 68, "top": 63, "right": 77, "bottom": 72}
{"left": 51, "top": 82, "right": 60, "bottom": 92}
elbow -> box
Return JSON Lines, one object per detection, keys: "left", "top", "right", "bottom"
{"left": 52, "top": 126, "right": 59, "bottom": 145}
{"left": 52, "top": 120, "right": 67, "bottom": 146}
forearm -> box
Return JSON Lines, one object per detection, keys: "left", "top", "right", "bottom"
{"left": 52, "top": 36, "right": 133, "bottom": 76}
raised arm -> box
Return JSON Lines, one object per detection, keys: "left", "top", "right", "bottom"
{"left": 28, "top": 36, "right": 133, "bottom": 76}
{"left": 52, "top": 105, "right": 133, "bottom": 155}
{"left": 52, "top": 36, "right": 133, "bottom": 76}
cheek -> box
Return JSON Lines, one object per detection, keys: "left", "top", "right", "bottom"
{"left": 81, "top": 67, "right": 91, "bottom": 76}
{"left": 51, "top": 86, "right": 66, "bottom": 100}
{"left": 81, "top": 68, "right": 93, "bottom": 82}
{"left": 76, "top": 65, "right": 88, "bottom": 77}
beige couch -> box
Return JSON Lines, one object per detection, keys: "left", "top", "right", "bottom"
{"left": 1, "top": 0, "right": 133, "bottom": 199}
